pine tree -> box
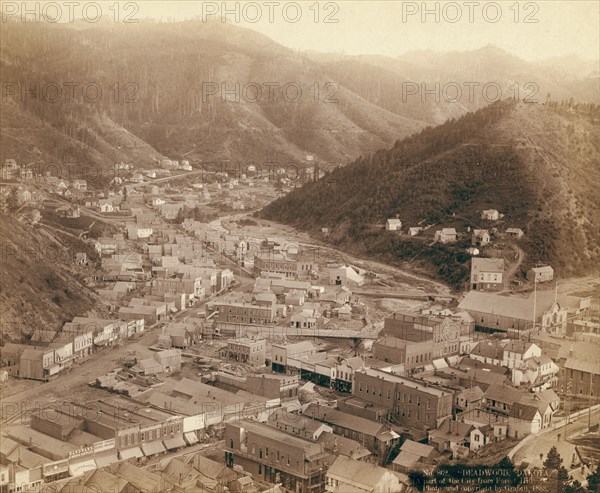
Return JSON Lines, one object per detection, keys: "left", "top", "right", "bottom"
{"left": 544, "top": 446, "right": 564, "bottom": 471}
{"left": 557, "top": 466, "right": 570, "bottom": 492}
{"left": 587, "top": 468, "right": 600, "bottom": 493}
{"left": 566, "top": 480, "right": 586, "bottom": 493}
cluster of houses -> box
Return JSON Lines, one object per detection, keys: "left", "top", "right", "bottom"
{"left": 0, "top": 317, "right": 145, "bottom": 381}
{"left": 2, "top": 157, "right": 599, "bottom": 493}
{"left": 5, "top": 302, "right": 599, "bottom": 493}
{"left": 385, "top": 211, "right": 528, "bottom": 260}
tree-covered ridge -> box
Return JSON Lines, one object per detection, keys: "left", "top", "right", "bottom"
{"left": 260, "top": 100, "right": 600, "bottom": 289}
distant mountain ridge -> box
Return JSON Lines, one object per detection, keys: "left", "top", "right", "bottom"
{"left": 2, "top": 19, "right": 598, "bottom": 184}
{"left": 309, "top": 45, "right": 600, "bottom": 125}
{"left": 0, "top": 18, "right": 425, "bottom": 183}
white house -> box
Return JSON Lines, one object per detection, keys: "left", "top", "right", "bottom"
{"left": 72, "top": 180, "right": 87, "bottom": 191}
{"left": 326, "top": 456, "right": 403, "bottom": 493}
{"left": 329, "top": 265, "right": 365, "bottom": 287}
{"left": 149, "top": 197, "right": 166, "bottom": 207}
{"left": 512, "top": 355, "right": 559, "bottom": 389}
{"left": 97, "top": 200, "right": 117, "bottom": 213}
{"left": 470, "top": 257, "right": 504, "bottom": 291}
{"left": 507, "top": 390, "right": 559, "bottom": 439}
{"left": 435, "top": 228, "right": 457, "bottom": 244}
{"left": 472, "top": 229, "right": 491, "bottom": 247}
{"left": 385, "top": 218, "right": 402, "bottom": 231}
{"left": 290, "top": 308, "right": 320, "bottom": 330}
{"left": 526, "top": 266, "right": 554, "bottom": 283}
{"left": 506, "top": 228, "right": 524, "bottom": 239}
{"left": 508, "top": 402, "right": 542, "bottom": 439}
{"left": 127, "top": 226, "right": 153, "bottom": 240}
{"left": 503, "top": 341, "right": 541, "bottom": 370}
{"left": 481, "top": 209, "right": 500, "bottom": 220}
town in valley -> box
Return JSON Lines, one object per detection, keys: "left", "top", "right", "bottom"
{"left": 0, "top": 2, "right": 599, "bottom": 493}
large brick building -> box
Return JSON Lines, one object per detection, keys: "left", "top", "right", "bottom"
{"left": 382, "top": 312, "right": 461, "bottom": 359}
{"left": 209, "top": 301, "right": 276, "bottom": 326}
{"left": 302, "top": 404, "right": 400, "bottom": 464}
{"left": 557, "top": 341, "right": 600, "bottom": 398}
{"left": 224, "top": 420, "right": 329, "bottom": 493}
{"left": 30, "top": 398, "right": 186, "bottom": 460}
{"left": 351, "top": 369, "right": 453, "bottom": 434}
{"left": 253, "top": 253, "right": 317, "bottom": 280}
{"left": 373, "top": 337, "right": 433, "bottom": 368}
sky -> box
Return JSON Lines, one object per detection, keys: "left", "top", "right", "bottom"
{"left": 18, "top": 1, "right": 600, "bottom": 61}
{"left": 134, "top": 0, "right": 600, "bottom": 61}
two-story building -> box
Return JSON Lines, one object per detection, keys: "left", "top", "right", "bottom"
{"left": 224, "top": 420, "right": 330, "bottom": 493}
{"left": 302, "top": 404, "right": 399, "bottom": 465}
{"left": 220, "top": 338, "right": 266, "bottom": 366}
{"left": 271, "top": 341, "right": 318, "bottom": 373}
{"left": 470, "top": 257, "right": 504, "bottom": 291}
{"left": 350, "top": 369, "right": 453, "bottom": 436}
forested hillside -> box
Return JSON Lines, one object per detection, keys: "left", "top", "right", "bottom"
{"left": 260, "top": 100, "right": 600, "bottom": 288}
{"left": 0, "top": 18, "right": 424, "bottom": 183}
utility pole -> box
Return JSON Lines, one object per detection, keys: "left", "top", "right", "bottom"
{"left": 563, "top": 379, "right": 572, "bottom": 440}
{"left": 589, "top": 372, "right": 593, "bottom": 430}
{"left": 532, "top": 277, "right": 538, "bottom": 337}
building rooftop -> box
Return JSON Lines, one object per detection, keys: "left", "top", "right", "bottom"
{"left": 327, "top": 456, "right": 391, "bottom": 491}
{"left": 272, "top": 341, "right": 317, "bottom": 354}
{"left": 456, "top": 386, "right": 485, "bottom": 402}
{"left": 303, "top": 404, "right": 390, "bottom": 438}
{"left": 471, "top": 341, "right": 504, "bottom": 360}
{"left": 358, "top": 368, "right": 449, "bottom": 397}
{"left": 317, "top": 432, "right": 371, "bottom": 461}
{"left": 231, "top": 420, "right": 324, "bottom": 457}
{"left": 399, "top": 439, "right": 436, "bottom": 458}
{"left": 504, "top": 341, "right": 539, "bottom": 354}
{"left": 484, "top": 384, "right": 525, "bottom": 405}
{"left": 471, "top": 257, "right": 504, "bottom": 272}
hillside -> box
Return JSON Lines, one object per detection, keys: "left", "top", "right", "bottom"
{"left": 259, "top": 100, "right": 600, "bottom": 289}
{"left": 0, "top": 213, "right": 106, "bottom": 341}
{"left": 0, "top": 19, "right": 425, "bottom": 183}
{"left": 4, "top": 19, "right": 598, "bottom": 186}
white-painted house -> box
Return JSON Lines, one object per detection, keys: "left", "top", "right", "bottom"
{"left": 385, "top": 218, "right": 402, "bottom": 231}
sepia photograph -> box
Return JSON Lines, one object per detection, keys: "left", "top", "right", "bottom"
{"left": 0, "top": 1, "right": 599, "bottom": 492}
